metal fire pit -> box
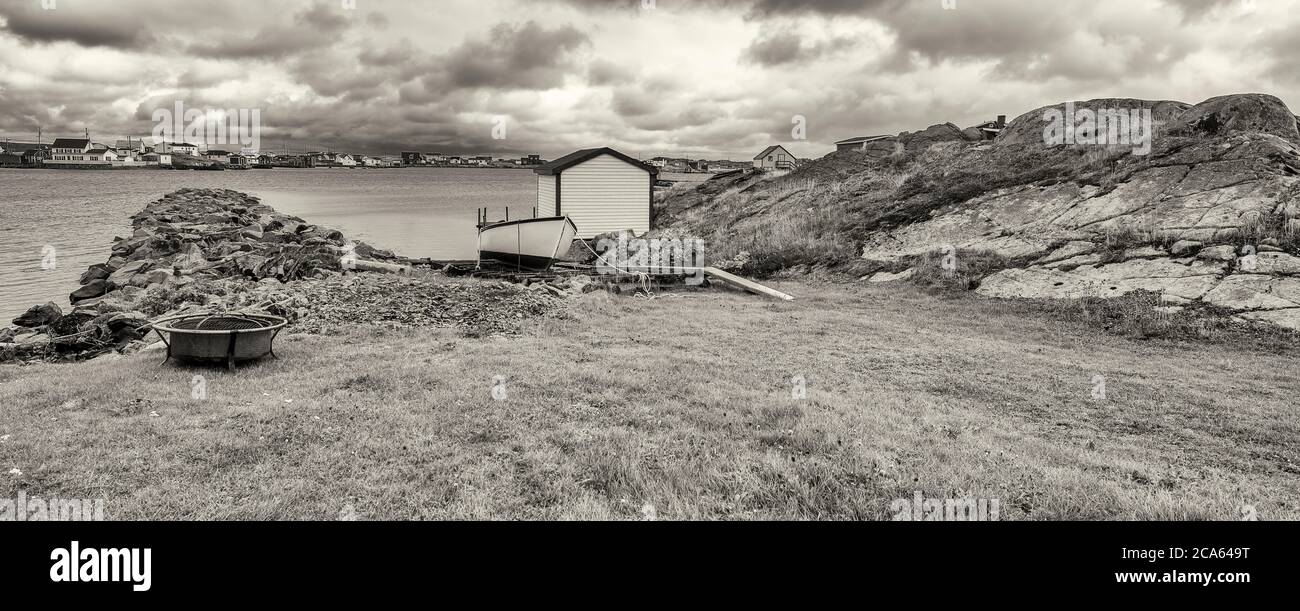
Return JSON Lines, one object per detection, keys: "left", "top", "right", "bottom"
{"left": 151, "top": 313, "right": 287, "bottom": 371}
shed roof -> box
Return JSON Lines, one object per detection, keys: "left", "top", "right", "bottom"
{"left": 834, "top": 135, "right": 889, "bottom": 146}
{"left": 753, "top": 145, "right": 794, "bottom": 160}
{"left": 533, "top": 147, "right": 658, "bottom": 176}
{"left": 51, "top": 138, "right": 91, "bottom": 149}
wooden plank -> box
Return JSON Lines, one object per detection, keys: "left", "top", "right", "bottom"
{"left": 602, "top": 265, "right": 793, "bottom": 301}
{"left": 702, "top": 267, "right": 794, "bottom": 301}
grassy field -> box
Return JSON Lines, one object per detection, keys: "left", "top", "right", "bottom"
{"left": 2, "top": 280, "right": 1297, "bottom": 520}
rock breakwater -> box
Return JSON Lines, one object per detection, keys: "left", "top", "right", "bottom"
{"left": 1, "top": 188, "right": 567, "bottom": 363}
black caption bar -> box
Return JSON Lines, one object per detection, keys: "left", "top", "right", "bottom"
{"left": 0, "top": 521, "right": 1288, "bottom": 601}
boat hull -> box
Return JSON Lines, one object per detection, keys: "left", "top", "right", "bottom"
{"left": 478, "top": 216, "right": 578, "bottom": 270}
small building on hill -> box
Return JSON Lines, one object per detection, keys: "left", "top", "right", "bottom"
{"left": 533, "top": 147, "right": 659, "bottom": 239}
{"left": 753, "top": 145, "right": 796, "bottom": 170}
{"left": 834, "top": 135, "right": 889, "bottom": 153}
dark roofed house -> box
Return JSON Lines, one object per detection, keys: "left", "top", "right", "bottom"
{"left": 51, "top": 138, "right": 92, "bottom": 151}
{"left": 534, "top": 147, "right": 659, "bottom": 239}
{"left": 834, "top": 135, "right": 889, "bottom": 153}
{"left": 752, "top": 145, "right": 796, "bottom": 170}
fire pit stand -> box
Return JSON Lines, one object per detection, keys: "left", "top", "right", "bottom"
{"left": 150, "top": 313, "right": 288, "bottom": 371}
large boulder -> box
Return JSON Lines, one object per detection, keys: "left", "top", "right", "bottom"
{"left": 899, "top": 122, "right": 967, "bottom": 152}
{"left": 1167, "top": 93, "right": 1300, "bottom": 144}
{"left": 1203, "top": 275, "right": 1300, "bottom": 310}
{"left": 12, "top": 302, "right": 62, "bottom": 327}
{"left": 107, "top": 259, "right": 153, "bottom": 287}
{"left": 995, "top": 98, "right": 1190, "bottom": 149}
{"left": 79, "top": 263, "right": 113, "bottom": 285}
{"left": 70, "top": 279, "right": 111, "bottom": 304}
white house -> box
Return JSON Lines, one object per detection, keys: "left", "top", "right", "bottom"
{"left": 48, "top": 138, "right": 92, "bottom": 162}
{"left": 47, "top": 138, "right": 115, "bottom": 165}
{"left": 753, "top": 145, "right": 796, "bottom": 170}
{"left": 115, "top": 139, "right": 146, "bottom": 155}
{"left": 155, "top": 141, "right": 199, "bottom": 155}
{"left": 534, "top": 147, "right": 659, "bottom": 239}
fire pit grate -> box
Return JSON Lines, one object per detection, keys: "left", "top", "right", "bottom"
{"left": 150, "top": 313, "right": 288, "bottom": 371}
{"left": 168, "top": 315, "right": 274, "bottom": 332}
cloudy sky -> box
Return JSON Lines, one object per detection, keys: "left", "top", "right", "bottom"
{"left": 0, "top": 0, "right": 1296, "bottom": 160}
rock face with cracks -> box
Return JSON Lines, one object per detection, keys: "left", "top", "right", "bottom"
{"left": 852, "top": 93, "right": 1300, "bottom": 331}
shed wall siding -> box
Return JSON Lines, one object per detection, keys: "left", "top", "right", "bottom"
{"left": 558, "top": 154, "right": 650, "bottom": 238}
{"left": 537, "top": 174, "right": 557, "bottom": 217}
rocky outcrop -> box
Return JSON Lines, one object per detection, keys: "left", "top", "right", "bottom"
{"left": 850, "top": 93, "right": 1300, "bottom": 331}
{"left": 0, "top": 188, "right": 410, "bottom": 363}
{"left": 1167, "top": 93, "right": 1300, "bottom": 144}
{"left": 12, "top": 302, "right": 62, "bottom": 327}
{"left": 994, "top": 98, "right": 1191, "bottom": 149}
{"left": 1, "top": 187, "right": 583, "bottom": 364}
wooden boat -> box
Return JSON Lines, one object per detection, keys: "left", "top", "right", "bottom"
{"left": 477, "top": 216, "right": 578, "bottom": 270}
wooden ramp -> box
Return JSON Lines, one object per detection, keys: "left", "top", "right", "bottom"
{"left": 702, "top": 267, "right": 794, "bottom": 301}
{"left": 603, "top": 265, "right": 794, "bottom": 301}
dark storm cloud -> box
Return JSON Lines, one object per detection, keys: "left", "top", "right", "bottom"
{"left": 185, "top": 2, "right": 353, "bottom": 59}
{"left": 437, "top": 21, "right": 590, "bottom": 91}
{"left": 0, "top": 2, "right": 155, "bottom": 48}
{"left": 587, "top": 59, "right": 634, "bottom": 86}
{"left": 742, "top": 31, "right": 857, "bottom": 66}
{"left": 1161, "top": 0, "right": 1244, "bottom": 19}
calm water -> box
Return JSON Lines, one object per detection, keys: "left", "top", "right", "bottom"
{"left": 0, "top": 168, "right": 535, "bottom": 322}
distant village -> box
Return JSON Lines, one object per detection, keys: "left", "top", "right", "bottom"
{"left": 0, "top": 134, "right": 749, "bottom": 175}
{"left": 0, "top": 113, "right": 1008, "bottom": 174}
{"left": 0, "top": 135, "right": 553, "bottom": 171}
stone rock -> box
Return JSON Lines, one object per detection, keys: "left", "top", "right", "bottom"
{"left": 79, "top": 264, "right": 113, "bottom": 285}
{"left": 1239, "top": 309, "right": 1300, "bottom": 330}
{"left": 1241, "top": 251, "right": 1300, "bottom": 275}
{"left": 129, "top": 269, "right": 174, "bottom": 288}
{"left": 12, "top": 302, "right": 62, "bottom": 327}
{"left": 1203, "top": 274, "right": 1300, "bottom": 310}
{"left": 997, "top": 98, "right": 1190, "bottom": 149}
{"left": 869, "top": 269, "right": 916, "bottom": 283}
{"left": 106, "top": 311, "right": 149, "bottom": 332}
{"left": 1169, "top": 240, "right": 1203, "bottom": 256}
{"left": 1167, "top": 93, "right": 1300, "bottom": 144}
{"left": 0, "top": 328, "right": 14, "bottom": 343}
{"left": 977, "top": 258, "right": 1225, "bottom": 303}
{"left": 900, "top": 122, "right": 966, "bottom": 152}
{"left": 70, "top": 279, "right": 110, "bottom": 304}
{"left": 1038, "top": 241, "right": 1095, "bottom": 264}
{"left": 107, "top": 259, "right": 152, "bottom": 287}
{"left": 1122, "top": 245, "right": 1167, "bottom": 260}
{"left": 172, "top": 242, "right": 207, "bottom": 271}
{"left": 1197, "top": 245, "right": 1237, "bottom": 261}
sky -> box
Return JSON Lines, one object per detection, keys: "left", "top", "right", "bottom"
{"left": 0, "top": 0, "right": 1297, "bottom": 160}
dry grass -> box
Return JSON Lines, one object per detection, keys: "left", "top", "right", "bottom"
{"left": 2, "top": 282, "right": 1297, "bottom": 520}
